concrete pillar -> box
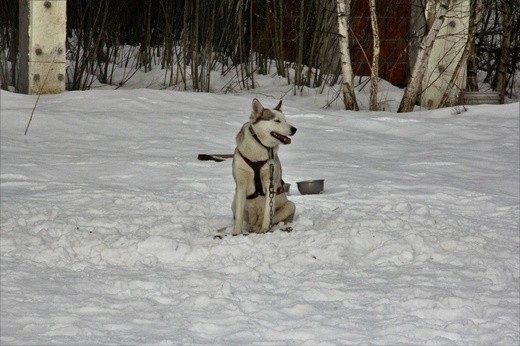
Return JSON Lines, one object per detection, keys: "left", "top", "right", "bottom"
{"left": 19, "top": 0, "right": 66, "bottom": 95}
{"left": 421, "top": 0, "right": 470, "bottom": 108}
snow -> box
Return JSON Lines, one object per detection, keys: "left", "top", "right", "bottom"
{"left": 1, "top": 79, "right": 519, "bottom": 345}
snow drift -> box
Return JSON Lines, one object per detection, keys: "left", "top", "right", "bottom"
{"left": 1, "top": 88, "right": 519, "bottom": 345}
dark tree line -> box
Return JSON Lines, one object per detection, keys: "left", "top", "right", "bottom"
{"left": 1, "top": 0, "right": 518, "bottom": 101}
{"left": 473, "top": 0, "right": 518, "bottom": 101}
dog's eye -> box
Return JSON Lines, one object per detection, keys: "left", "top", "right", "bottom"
{"left": 275, "top": 120, "right": 281, "bottom": 123}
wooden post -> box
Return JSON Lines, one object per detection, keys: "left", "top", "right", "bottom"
{"left": 19, "top": 0, "right": 66, "bottom": 95}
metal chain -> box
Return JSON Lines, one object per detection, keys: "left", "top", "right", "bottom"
{"left": 267, "top": 148, "right": 275, "bottom": 230}
{"left": 268, "top": 162, "right": 275, "bottom": 229}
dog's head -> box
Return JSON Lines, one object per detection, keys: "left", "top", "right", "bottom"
{"left": 250, "top": 98, "right": 297, "bottom": 147}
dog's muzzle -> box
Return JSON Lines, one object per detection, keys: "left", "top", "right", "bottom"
{"left": 271, "top": 127, "right": 297, "bottom": 145}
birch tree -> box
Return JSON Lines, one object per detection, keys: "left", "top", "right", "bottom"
{"left": 398, "top": 0, "right": 451, "bottom": 113}
{"left": 368, "top": 0, "right": 380, "bottom": 111}
{"left": 336, "top": 0, "right": 359, "bottom": 111}
{"left": 439, "top": 0, "right": 483, "bottom": 107}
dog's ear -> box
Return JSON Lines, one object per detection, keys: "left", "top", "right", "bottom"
{"left": 251, "top": 98, "right": 264, "bottom": 122}
{"left": 274, "top": 100, "right": 282, "bottom": 111}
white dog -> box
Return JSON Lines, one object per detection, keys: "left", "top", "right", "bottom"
{"left": 232, "top": 99, "right": 297, "bottom": 235}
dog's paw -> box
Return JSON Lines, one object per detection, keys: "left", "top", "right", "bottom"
{"left": 279, "top": 226, "right": 293, "bottom": 233}
{"left": 232, "top": 225, "right": 242, "bottom": 236}
{"left": 252, "top": 225, "right": 272, "bottom": 234}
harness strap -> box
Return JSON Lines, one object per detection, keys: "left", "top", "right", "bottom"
{"left": 239, "top": 151, "right": 267, "bottom": 199}
{"left": 238, "top": 150, "right": 285, "bottom": 200}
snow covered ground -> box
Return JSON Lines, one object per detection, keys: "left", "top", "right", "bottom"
{"left": 1, "top": 81, "right": 519, "bottom": 344}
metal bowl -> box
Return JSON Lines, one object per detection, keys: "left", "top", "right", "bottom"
{"left": 297, "top": 179, "right": 324, "bottom": 195}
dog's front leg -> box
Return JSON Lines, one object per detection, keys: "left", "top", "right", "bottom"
{"left": 233, "top": 187, "right": 246, "bottom": 235}
{"left": 261, "top": 190, "right": 273, "bottom": 233}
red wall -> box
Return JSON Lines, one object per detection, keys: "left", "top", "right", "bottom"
{"left": 350, "top": 0, "right": 411, "bottom": 86}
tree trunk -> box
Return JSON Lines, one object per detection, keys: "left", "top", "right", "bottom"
{"left": 273, "top": 0, "right": 286, "bottom": 78}
{"left": 249, "top": 1, "right": 255, "bottom": 89}
{"left": 336, "top": 0, "right": 359, "bottom": 111}
{"left": 192, "top": 0, "right": 200, "bottom": 91}
{"left": 143, "top": 0, "right": 152, "bottom": 73}
{"left": 238, "top": 0, "right": 246, "bottom": 89}
{"left": 295, "top": 0, "right": 305, "bottom": 91}
{"left": 398, "top": 0, "right": 451, "bottom": 113}
{"left": 495, "top": 0, "right": 511, "bottom": 104}
{"left": 368, "top": 0, "right": 380, "bottom": 111}
{"left": 439, "top": 0, "right": 482, "bottom": 107}
{"left": 466, "top": 40, "right": 479, "bottom": 91}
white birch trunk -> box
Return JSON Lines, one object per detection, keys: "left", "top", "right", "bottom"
{"left": 336, "top": 0, "right": 359, "bottom": 111}
{"left": 439, "top": 0, "right": 482, "bottom": 107}
{"left": 398, "top": 0, "right": 451, "bottom": 113}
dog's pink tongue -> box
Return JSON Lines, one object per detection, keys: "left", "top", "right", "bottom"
{"left": 285, "top": 137, "right": 292, "bottom": 144}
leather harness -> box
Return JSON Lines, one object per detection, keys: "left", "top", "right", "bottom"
{"left": 238, "top": 150, "right": 285, "bottom": 199}
{"left": 238, "top": 125, "right": 286, "bottom": 200}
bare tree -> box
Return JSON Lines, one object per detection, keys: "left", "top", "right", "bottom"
{"left": 336, "top": 0, "right": 359, "bottom": 111}
{"left": 142, "top": 0, "right": 152, "bottom": 73}
{"left": 368, "top": 0, "right": 380, "bottom": 111}
{"left": 466, "top": 0, "right": 480, "bottom": 92}
{"left": 295, "top": 0, "right": 305, "bottom": 92}
{"left": 398, "top": 0, "right": 451, "bottom": 113}
{"left": 495, "top": 0, "right": 511, "bottom": 103}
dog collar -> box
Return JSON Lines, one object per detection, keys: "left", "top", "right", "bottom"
{"left": 249, "top": 125, "right": 274, "bottom": 160}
